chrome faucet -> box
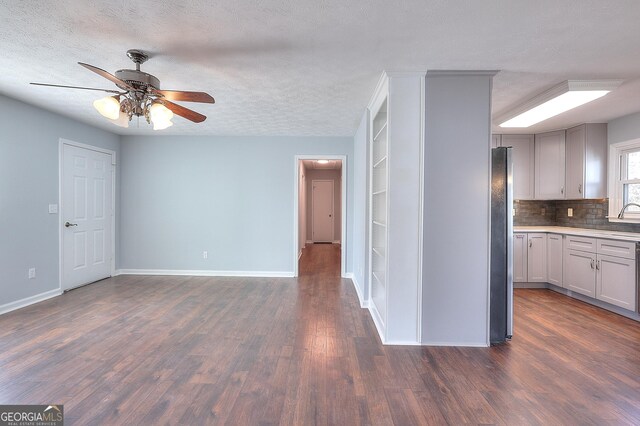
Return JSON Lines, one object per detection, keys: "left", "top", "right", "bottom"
{"left": 617, "top": 203, "right": 640, "bottom": 219}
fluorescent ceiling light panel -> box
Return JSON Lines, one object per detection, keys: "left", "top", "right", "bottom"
{"left": 498, "top": 80, "right": 622, "bottom": 128}
{"left": 317, "top": 159, "right": 329, "bottom": 164}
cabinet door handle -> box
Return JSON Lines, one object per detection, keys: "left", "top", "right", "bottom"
{"left": 561, "top": 186, "right": 564, "bottom": 194}
{"left": 578, "top": 184, "right": 582, "bottom": 194}
{"left": 596, "top": 260, "right": 600, "bottom": 270}
{"left": 590, "top": 259, "right": 595, "bottom": 269}
{"left": 529, "top": 240, "right": 532, "bottom": 248}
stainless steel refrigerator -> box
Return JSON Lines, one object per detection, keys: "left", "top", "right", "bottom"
{"left": 490, "top": 147, "right": 514, "bottom": 344}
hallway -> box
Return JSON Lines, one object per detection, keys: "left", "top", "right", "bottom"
{"left": 298, "top": 243, "right": 342, "bottom": 277}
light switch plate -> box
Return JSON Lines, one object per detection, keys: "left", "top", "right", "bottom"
{"left": 48, "top": 204, "right": 58, "bottom": 214}
{"left": 28, "top": 268, "right": 36, "bottom": 279}
{"left": 568, "top": 208, "right": 573, "bottom": 217}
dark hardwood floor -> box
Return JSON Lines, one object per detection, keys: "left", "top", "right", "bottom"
{"left": 0, "top": 243, "right": 639, "bottom": 425}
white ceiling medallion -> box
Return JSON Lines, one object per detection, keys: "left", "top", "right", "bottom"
{"left": 497, "top": 80, "right": 623, "bottom": 128}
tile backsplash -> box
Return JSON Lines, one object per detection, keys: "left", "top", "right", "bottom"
{"left": 514, "top": 199, "right": 640, "bottom": 233}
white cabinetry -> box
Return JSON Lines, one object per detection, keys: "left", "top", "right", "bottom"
{"left": 518, "top": 230, "right": 637, "bottom": 313}
{"left": 535, "top": 130, "right": 566, "bottom": 199}
{"left": 527, "top": 233, "right": 547, "bottom": 282}
{"left": 563, "top": 236, "right": 637, "bottom": 310}
{"left": 547, "top": 234, "right": 563, "bottom": 287}
{"left": 564, "top": 247, "right": 597, "bottom": 297}
{"left": 513, "top": 233, "right": 528, "bottom": 282}
{"left": 565, "top": 124, "right": 608, "bottom": 199}
{"left": 596, "top": 240, "right": 636, "bottom": 311}
{"left": 501, "top": 134, "right": 535, "bottom": 200}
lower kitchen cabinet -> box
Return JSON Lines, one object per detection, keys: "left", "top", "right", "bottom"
{"left": 527, "top": 233, "right": 547, "bottom": 282}
{"left": 516, "top": 231, "right": 638, "bottom": 315}
{"left": 564, "top": 249, "right": 596, "bottom": 297}
{"left": 547, "top": 234, "right": 563, "bottom": 287}
{"left": 597, "top": 254, "right": 637, "bottom": 311}
{"left": 513, "top": 233, "right": 528, "bottom": 282}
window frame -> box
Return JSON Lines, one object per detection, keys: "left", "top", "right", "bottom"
{"left": 608, "top": 138, "right": 640, "bottom": 222}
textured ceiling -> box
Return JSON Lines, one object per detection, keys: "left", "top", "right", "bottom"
{"left": 1, "top": 1, "right": 640, "bottom": 136}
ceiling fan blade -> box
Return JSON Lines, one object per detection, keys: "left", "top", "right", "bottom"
{"left": 153, "top": 89, "right": 215, "bottom": 104}
{"left": 30, "top": 82, "right": 122, "bottom": 94}
{"left": 78, "top": 62, "right": 136, "bottom": 91}
{"left": 162, "top": 100, "right": 207, "bottom": 123}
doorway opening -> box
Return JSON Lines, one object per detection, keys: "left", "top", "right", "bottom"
{"left": 293, "top": 155, "right": 346, "bottom": 277}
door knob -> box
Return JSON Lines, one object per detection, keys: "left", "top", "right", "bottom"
{"left": 64, "top": 221, "right": 78, "bottom": 228}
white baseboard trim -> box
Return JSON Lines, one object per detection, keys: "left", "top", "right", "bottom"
{"left": 332, "top": 240, "right": 341, "bottom": 245}
{"left": 298, "top": 250, "right": 303, "bottom": 260}
{"left": 345, "top": 273, "right": 367, "bottom": 308}
{"left": 368, "top": 303, "right": 386, "bottom": 344}
{"left": 0, "top": 288, "right": 62, "bottom": 316}
{"left": 306, "top": 240, "right": 313, "bottom": 244}
{"left": 115, "top": 269, "right": 295, "bottom": 278}
{"left": 384, "top": 340, "right": 422, "bottom": 346}
{"left": 421, "top": 340, "right": 489, "bottom": 347}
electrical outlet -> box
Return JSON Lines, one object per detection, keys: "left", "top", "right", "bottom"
{"left": 48, "top": 204, "right": 58, "bottom": 214}
{"left": 512, "top": 208, "right": 516, "bottom": 216}
{"left": 28, "top": 268, "right": 36, "bottom": 279}
{"left": 541, "top": 208, "right": 546, "bottom": 216}
{"left": 202, "top": 251, "right": 208, "bottom": 259}
{"left": 568, "top": 208, "right": 573, "bottom": 217}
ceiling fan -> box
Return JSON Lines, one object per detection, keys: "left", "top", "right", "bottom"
{"left": 31, "top": 49, "right": 215, "bottom": 130}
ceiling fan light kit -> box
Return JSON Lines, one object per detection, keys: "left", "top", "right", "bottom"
{"left": 93, "top": 95, "right": 121, "bottom": 120}
{"left": 31, "top": 49, "right": 215, "bottom": 130}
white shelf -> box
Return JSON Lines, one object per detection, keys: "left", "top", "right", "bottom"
{"left": 373, "top": 156, "right": 387, "bottom": 169}
{"left": 370, "top": 93, "right": 388, "bottom": 327}
{"left": 374, "top": 121, "right": 388, "bottom": 141}
{"left": 372, "top": 247, "right": 385, "bottom": 258}
{"left": 372, "top": 270, "right": 385, "bottom": 284}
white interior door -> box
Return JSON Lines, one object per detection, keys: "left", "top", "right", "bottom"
{"left": 312, "top": 180, "right": 334, "bottom": 242}
{"left": 62, "top": 143, "right": 113, "bottom": 290}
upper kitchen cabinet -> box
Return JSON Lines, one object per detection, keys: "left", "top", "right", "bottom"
{"left": 501, "top": 134, "right": 535, "bottom": 200}
{"left": 535, "top": 130, "right": 566, "bottom": 199}
{"left": 565, "top": 124, "right": 607, "bottom": 199}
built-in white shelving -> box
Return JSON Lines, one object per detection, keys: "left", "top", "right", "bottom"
{"left": 370, "top": 94, "right": 388, "bottom": 327}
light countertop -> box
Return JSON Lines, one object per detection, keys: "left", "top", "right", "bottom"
{"left": 514, "top": 226, "right": 640, "bottom": 242}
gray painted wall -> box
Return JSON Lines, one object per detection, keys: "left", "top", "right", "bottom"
{"left": 422, "top": 72, "right": 493, "bottom": 346}
{"left": 608, "top": 110, "right": 640, "bottom": 144}
{"left": 351, "top": 110, "right": 369, "bottom": 303}
{"left": 118, "top": 135, "right": 353, "bottom": 274}
{"left": 0, "top": 94, "right": 120, "bottom": 308}
{"left": 306, "top": 168, "right": 341, "bottom": 242}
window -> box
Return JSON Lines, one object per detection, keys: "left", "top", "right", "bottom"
{"left": 609, "top": 138, "right": 640, "bottom": 222}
